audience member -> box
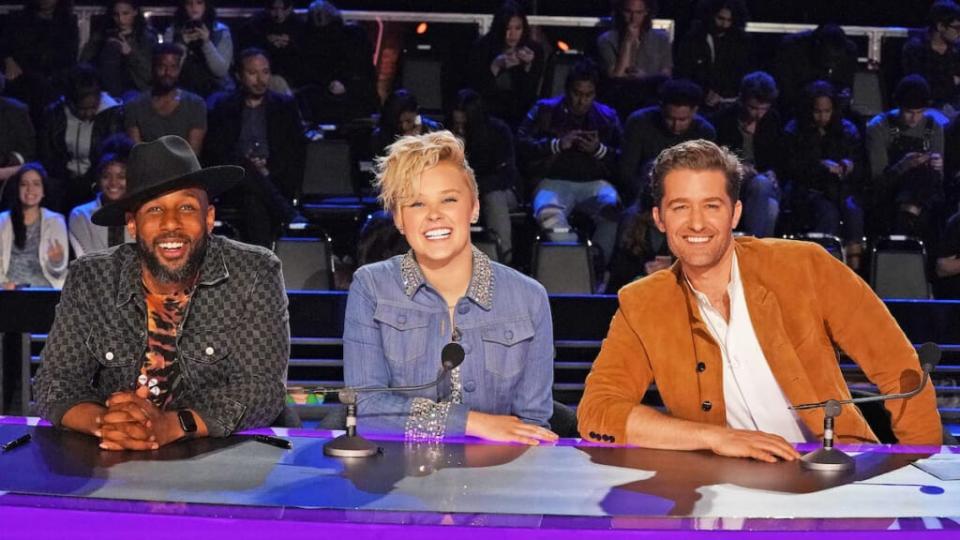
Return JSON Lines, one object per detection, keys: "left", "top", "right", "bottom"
{"left": 598, "top": 0, "right": 672, "bottom": 79}
{"left": 620, "top": 79, "right": 716, "bottom": 204}
{"left": 606, "top": 194, "right": 669, "bottom": 292}
{"left": 783, "top": 81, "right": 865, "bottom": 265}
{"left": 371, "top": 89, "right": 442, "bottom": 158}
{"left": 79, "top": 0, "right": 158, "bottom": 99}
{"left": 866, "top": 75, "right": 948, "bottom": 237}
{"left": 0, "top": 163, "right": 68, "bottom": 289}
{"left": 449, "top": 89, "right": 521, "bottom": 264}
{"left": 675, "top": 0, "right": 753, "bottom": 111}
{"left": 299, "top": 0, "right": 378, "bottom": 124}
{"left": 0, "top": 0, "right": 79, "bottom": 123}
{"left": 345, "top": 130, "right": 557, "bottom": 443}
{"left": 774, "top": 23, "right": 857, "bottom": 116}
{"left": 205, "top": 48, "right": 305, "bottom": 247}
{"left": 68, "top": 152, "right": 131, "bottom": 257}
{"left": 125, "top": 44, "right": 207, "bottom": 154}
{"left": 0, "top": 75, "right": 37, "bottom": 183}
{"left": 468, "top": 1, "right": 545, "bottom": 128}
{"left": 517, "top": 60, "right": 622, "bottom": 269}
{"left": 902, "top": 1, "right": 960, "bottom": 115}
{"left": 238, "top": 0, "right": 308, "bottom": 91}
{"left": 163, "top": 0, "right": 234, "bottom": 98}
{"left": 710, "top": 71, "right": 783, "bottom": 237}
{"left": 39, "top": 64, "right": 124, "bottom": 212}
{"left": 936, "top": 205, "right": 960, "bottom": 298}
{"left": 596, "top": 0, "right": 672, "bottom": 118}
{"left": 35, "top": 135, "right": 290, "bottom": 449}
{"left": 356, "top": 210, "right": 408, "bottom": 268}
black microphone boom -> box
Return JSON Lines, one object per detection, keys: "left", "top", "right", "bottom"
{"left": 320, "top": 343, "right": 466, "bottom": 458}
{"left": 790, "top": 342, "right": 940, "bottom": 472}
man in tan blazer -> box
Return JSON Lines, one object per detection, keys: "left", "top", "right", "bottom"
{"left": 578, "top": 140, "right": 942, "bottom": 462}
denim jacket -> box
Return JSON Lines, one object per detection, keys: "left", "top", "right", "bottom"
{"left": 34, "top": 235, "right": 290, "bottom": 437}
{"left": 343, "top": 247, "right": 554, "bottom": 439}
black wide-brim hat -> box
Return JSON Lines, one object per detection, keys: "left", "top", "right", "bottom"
{"left": 92, "top": 135, "right": 244, "bottom": 226}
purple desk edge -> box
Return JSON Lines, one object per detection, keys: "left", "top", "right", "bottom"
{"left": 2, "top": 416, "right": 958, "bottom": 539}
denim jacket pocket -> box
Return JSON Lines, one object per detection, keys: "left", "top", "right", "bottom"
{"left": 480, "top": 317, "right": 536, "bottom": 378}
{"left": 373, "top": 304, "right": 431, "bottom": 366}
{"left": 86, "top": 331, "right": 141, "bottom": 368}
{"left": 180, "top": 330, "right": 232, "bottom": 365}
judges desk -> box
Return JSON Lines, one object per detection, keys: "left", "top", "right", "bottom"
{"left": 0, "top": 418, "right": 958, "bottom": 539}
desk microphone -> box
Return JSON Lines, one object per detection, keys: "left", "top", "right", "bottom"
{"left": 318, "top": 342, "right": 466, "bottom": 458}
{"left": 790, "top": 342, "right": 940, "bottom": 472}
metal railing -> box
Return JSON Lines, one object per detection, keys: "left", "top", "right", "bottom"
{"left": 0, "top": 5, "right": 915, "bottom": 64}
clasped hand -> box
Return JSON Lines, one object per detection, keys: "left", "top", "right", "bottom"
{"left": 96, "top": 387, "right": 178, "bottom": 451}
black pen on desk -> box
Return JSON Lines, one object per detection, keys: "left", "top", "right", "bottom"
{"left": 1, "top": 433, "right": 31, "bottom": 453}
{"left": 253, "top": 434, "right": 292, "bottom": 449}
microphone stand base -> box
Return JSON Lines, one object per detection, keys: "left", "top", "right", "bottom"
{"left": 323, "top": 434, "right": 380, "bottom": 458}
{"left": 800, "top": 447, "right": 855, "bottom": 472}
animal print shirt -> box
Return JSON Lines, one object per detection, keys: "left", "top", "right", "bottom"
{"left": 137, "top": 287, "right": 193, "bottom": 409}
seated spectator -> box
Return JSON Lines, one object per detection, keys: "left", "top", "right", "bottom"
{"left": 517, "top": 60, "right": 622, "bottom": 269}
{"left": 0, "top": 0, "right": 78, "bottom": 123}
{"left": 125, "top": 44, "right": 207, "bottom": 154}
{"left": 866, "top": 75, "right": 948, "bottom": 238}
{"left": 598, "top": 0, "right": 672, "bottom": 79}
{"left": 0, "top": 163, "right": 68, "bottom": 289}
{"left": 356, "top": 210, "right": 409, "bottom": 268}
{"left": 298, "top": 0, "right": 378, "bottom": 124}
{"left": 606, "top": 193, "right": 669, "bottom": 292}
{"left": 774, "top": 24, "right": 857, "bottom": 116}
{"left": 596, "top": 0, "right": 672, "bottom": 118}
{"left": 238, "top": 0, "right": 308, "bottom": 91}
{"left": 163, "top": 0, "right": 234, "bottom": 98}
{"left": 371, "top": 89, "right": 442, "bottom": 158}
{"left": 68, "top": 152, "right": 131, "bottom": 257}
{"left": 784, "top": 81, "right": 865, "bottom": 266}
{"left": 345, "top": 130, "right": 557, "bottom": 443}
{"left": 449, "top": 89, "right": 521, "bottom": 264}
{"left": 710, "top": 71, "right": 783, "bottom": 237}
{"left": 620, "top": 79, "right": 716, "bottom": 204}
{"left": 936, "top": 206, "right": 960, "bottom": 298}
{"left": 467, "top": 1, "right": 545, "bottom": 128}
{"left": 205, "top": 48, "right": 305, "bottom": 247}
{"left": 39, "top": 64, "right": 124, "bottom": 212}
{"left": 902, "top": 1, "right": 960, "bottom": 116}
{"left": 0, "top": 74, "right": 37, "bottom": 183}
{"left": 79, "top": 0, "right": 158, "bottom": 99}
{"left": 675, "top": 0, "right": 753, "bottom": 111}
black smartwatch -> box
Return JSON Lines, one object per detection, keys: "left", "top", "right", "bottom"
{"left": 177, "top": 410, "right": 198, "bottom": 437}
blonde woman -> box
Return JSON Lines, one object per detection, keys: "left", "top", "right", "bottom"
{"left": 343, "top": 131, "right": 558, "bottom": 444}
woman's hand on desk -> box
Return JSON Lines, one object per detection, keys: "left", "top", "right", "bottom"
{"left": 466, "top": 412, "right": 559, "bottom": 445}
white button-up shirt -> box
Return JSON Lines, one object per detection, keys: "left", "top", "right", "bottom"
{"left": 688, "top": 253, "right": 812, "bottom": 442}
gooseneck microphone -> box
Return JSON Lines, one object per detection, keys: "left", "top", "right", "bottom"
{"left": 790, "top": 342, "right": 941, "bottom": 472}
{"left": 319, "top": 343, "right": 466, "bottom": 458}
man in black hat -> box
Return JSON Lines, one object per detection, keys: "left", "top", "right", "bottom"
{"left": 34, "top": 135, "right": 291, "bottom": 451}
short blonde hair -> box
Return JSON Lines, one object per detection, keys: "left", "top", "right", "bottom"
{"left": 374, "top": 130, "right": 478, "bottom": 212}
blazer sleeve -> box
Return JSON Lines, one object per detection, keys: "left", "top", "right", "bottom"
{"left": 811, "top": 246, "right": 942, "bottom": 445}
{"left": 577, "top": 298, "right": 655, "bottom": 444}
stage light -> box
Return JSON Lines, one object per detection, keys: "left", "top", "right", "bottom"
{"left": 556, "top": 40, "right": 570, "bottom": 52}
{"left": 416, "top": 22, "right": 428, "bottom": 34}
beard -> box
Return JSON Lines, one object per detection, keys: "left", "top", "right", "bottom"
{"left": 137, "top": 232, "right": 209, "bottom": 286}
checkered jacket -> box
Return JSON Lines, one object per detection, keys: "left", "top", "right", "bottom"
{"left": 34, "top": 235, "right": 290, "bottom": 437}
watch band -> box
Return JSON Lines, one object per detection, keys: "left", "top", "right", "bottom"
{"left": 177, "top": 409, "right": 198, "bottom": 436}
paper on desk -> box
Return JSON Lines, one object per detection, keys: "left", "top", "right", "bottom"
{"left": 913, "top": 453, "right": 960, "bottom": 481}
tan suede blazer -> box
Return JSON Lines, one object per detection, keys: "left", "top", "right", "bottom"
{"left": 578, "top": 237, "right": 942, "bottom": 446}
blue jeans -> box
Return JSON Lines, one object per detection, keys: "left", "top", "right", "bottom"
{"left": 532, "top": 179, "right": 620, "bottom": 265}
{"left": 740, "top": 172, "right": 780, "bottom": 238}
